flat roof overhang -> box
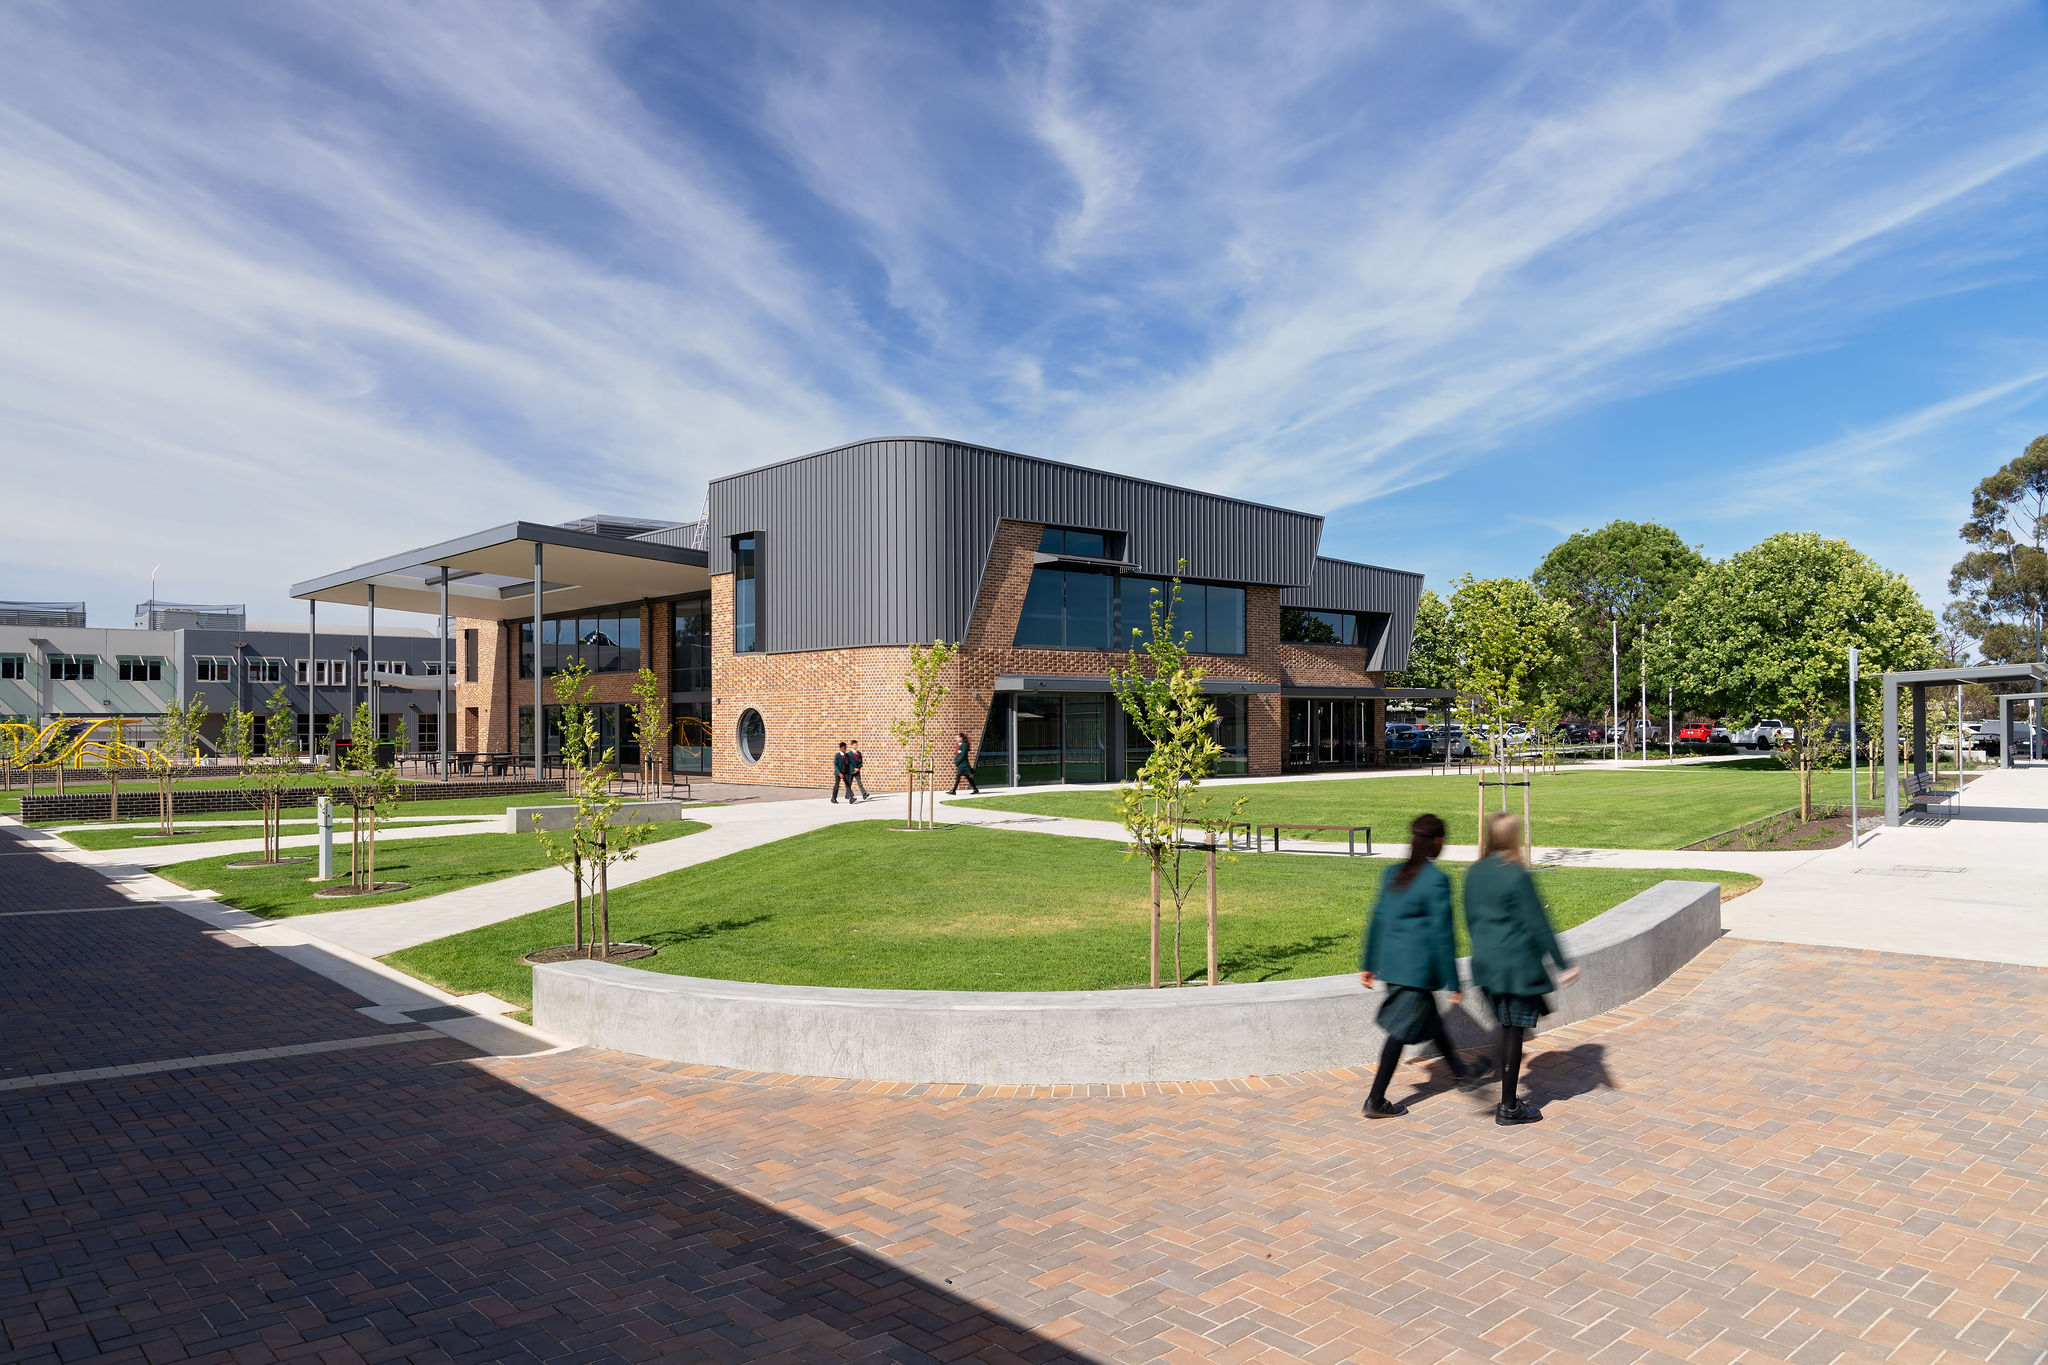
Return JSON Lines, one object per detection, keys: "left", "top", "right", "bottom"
{"left": 290, "top": 522, "right": 710, "bottom": 621}
{"left": 995, "top": 673, "right": 1279, "bottom": 695}
{"left": 1282, "top": 685, "right": 1458, "bottom": 700}
{"left": 1882, "top": 662, "right": 2048, "bottom": 688}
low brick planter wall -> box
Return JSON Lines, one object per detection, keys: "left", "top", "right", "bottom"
{"left": 22, "top": 778, "right": 562, "bottom": 824}
{"left": 533, "top": 879, "right": 1724, "bottom": 1086}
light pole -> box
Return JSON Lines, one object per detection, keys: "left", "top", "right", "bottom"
{"left": 1611, "top": 619, "right": 1620, "bottom": 765}
{"left": 1848, "top": 646, "right": 1859, "bottom": 847}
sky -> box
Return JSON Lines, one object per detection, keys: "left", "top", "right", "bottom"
{"left": 5, "top": 0, "right": 2048, "bottom": 631}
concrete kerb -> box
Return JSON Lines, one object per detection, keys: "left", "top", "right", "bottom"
{"left": 533, "top": 878, "right": 1723, "bottom": 1086}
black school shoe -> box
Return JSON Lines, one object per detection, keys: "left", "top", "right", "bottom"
{"left": 1452, "top": 1061, "right": 1492, "bottom": 1093}
{"left": 1361, "top": 1096, "right": 1409, "bottom": 1119}
{"left": 1495, "top": 1100, "right": 1542, "bottom": 1126}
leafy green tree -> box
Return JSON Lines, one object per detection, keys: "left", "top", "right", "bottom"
{"left": 549, "top": 656, "right": 599, "bottom": 792}
{"left": 1662, "top": 533, "right": 1936, "bottom": 820}
{"left": 1534, "top": 521, "right": 1707, "bottom": 725}
{"left": 1448, "top": 575, "right": 1570, "bottom": 842}
{"left": 243, "top": 687, "right": 306, "bottom": 863}
{"left": 629, "top": 665, "right": 668, "bottom": 794}
{"left": 334, "top": 701, "right": 402, "bottom": 892}
{"left": 1111, "top": 571, "right": 1246, "bottom": 987}
{"left": 533, "top": 707, "right": 656, "bottom": 959}
{"left": 1947, "top": 435, "right": 2048, "bottom": 665}
{"left": 1384, "top": 587, "right": 1452, "bottom": 691}
{"left": 889, "top": 640, "right": 958, "bottom": 829}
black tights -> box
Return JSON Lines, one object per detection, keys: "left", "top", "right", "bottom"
{"left": 1499, "top": 1025, "right": 1526, "bottom": 1107}
{"left": 1368, "top": 1018, "right": 1464, "bottom": 1102}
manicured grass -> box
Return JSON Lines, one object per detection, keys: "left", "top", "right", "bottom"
{"left": 384, "top": 821, "right": 1757, "bottom": 1007}
{"left": 56, "top": 816, "right": 497, "bottom": 851}
{"left": 159, "top": 821, "right": 707, "bottom": 919}
{"left": 952, "top": 759, "right": 1875, "bottom": 849}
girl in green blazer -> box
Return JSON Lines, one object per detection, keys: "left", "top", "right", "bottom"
{"left": 1464, "top": 812, "right": 1579, "bottom": 1126}
{"left": 1358, "top": 813, "right": 1483, "bottom": 1117}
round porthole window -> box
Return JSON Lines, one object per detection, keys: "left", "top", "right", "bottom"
{"left": 736, "top": 708, "right": 767, "bottom": 764}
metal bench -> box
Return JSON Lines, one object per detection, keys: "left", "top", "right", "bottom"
{"left": 1246, "top": 822, "right": 1373, "bottom": 856}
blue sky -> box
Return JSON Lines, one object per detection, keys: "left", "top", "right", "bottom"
{"left": 5, "top": 1, "right": 2048, "bottom": 629}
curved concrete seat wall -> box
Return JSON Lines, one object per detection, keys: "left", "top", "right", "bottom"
{"left": 532, "top": 879, "right": 1723, "bottom": 1085}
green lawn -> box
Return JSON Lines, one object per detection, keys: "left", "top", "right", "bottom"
{"left": 56, "top": 816, "right": 498, "bottom": 851}
{"left": 951, "top": 759, "right": 1875, "bottom": 849}
{"left": 160, "top": 821, "right": 708, "bottom": 918}
{"left": 384, "top": 821, "right": 1756, "bottom": 1007}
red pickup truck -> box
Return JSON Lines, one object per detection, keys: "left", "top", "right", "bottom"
{"left": 1677, "top": 722, "right": 1716, "bottom": 743}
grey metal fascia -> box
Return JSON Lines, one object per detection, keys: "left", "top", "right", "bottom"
{"left": 290, "top": 521, "right": 707, "bottom": 599}
{"left": 996, "top": 673, "right": 1279, "bottom": 695}
{"left": 1881, "top": 662, "right": 2047, "bottom": 687}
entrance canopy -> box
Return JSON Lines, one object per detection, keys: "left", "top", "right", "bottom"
{"left": 290, "top": 521, "right": 709, "bottom": 620}
{"left": 1881, "top": 661, "right": 2048, "bottom": 826}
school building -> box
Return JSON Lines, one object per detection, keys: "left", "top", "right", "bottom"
{"left": 289, "top": 437, "right": 1430, "bottom": 789}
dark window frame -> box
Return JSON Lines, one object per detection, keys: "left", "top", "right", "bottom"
{"left": 1018, "top": 568, "right": 1247, "bottom": 657}
{"left": 733, "top": 533, "right": 761, "bottom": 654}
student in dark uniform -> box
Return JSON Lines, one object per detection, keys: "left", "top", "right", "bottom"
{"left": 848, "top": 740, "right": 870, "bottom": 801}
{"left": 1464, "top": 812, "right": 1579, "bottom": 1126}
{"left": 949, "top": 731, "right": 980, "bottom": 794}
{"left": 831, "top": 741, "right": 853, "bottom": 803}
{"left": 1359, "top": 813, "right": 1483, "bottom": 1117}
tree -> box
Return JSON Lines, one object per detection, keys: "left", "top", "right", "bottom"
{"left": 1534, "top": 521, "right": 1707, "bottom": 725}
{"left": 629, "top": 666, "right": 668, "bottom": 794}
{"left": 1663, "top": 533, "right": 1936, "bottom": 820}
{"left": 1447, "top": 575, "right": 1570, "bottom": 845}
{"left": 241, "top": 687, "right": 305, "bottom": 864}
{"left": 333, "top": 701, "right": 402, "bottom": 892}
{"left": 145, "top": 695, "right": 209, "bottom": 837}
{"left": 533, "top": 706, "right": 656, "bottom": 959}
{"left": 1947, "top": 435, "right": 2048, "bottom": 665}
{"left": 549, "top": 656, "right": 599, "bottom": 793}
{"left": 1384, "top": 588, "right": 1452, "bottom": 691}
{"left": 1111, "top": 571, "right": 1246, "bottom": 987}
{"left": 889, "top": 640, "right": 957, "bottom": 830}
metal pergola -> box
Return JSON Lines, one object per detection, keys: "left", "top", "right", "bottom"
{"left": 1997, "top": 691, "right": 2047, "bottom": 769}
{"left": 291, "top": 522, "right": 710, "bottom": 780}
{"left": 1881, "top": 661, "right": 2048, "bottom": 825}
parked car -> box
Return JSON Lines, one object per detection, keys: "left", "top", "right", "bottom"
{"left": 1554, "top": 721, "right": 1591, "bottom": 744}
{"left": 1732, "top": 718, "right": 1790, "bottom": 748}
{"left": 1823, "top": 721, "right": 1870, "bottom": 746}
{"left": 1383, "top": 723, "right": 1428, "bottom": 754}
{"left": 1429, "top": 725, "right": 1474, "bottom": 759}
{"left": 1677, "top": 721, "right": 1716, "bottom": 744}
{"left": 1710, "top": 723, "right": 1731, "bottom": 743}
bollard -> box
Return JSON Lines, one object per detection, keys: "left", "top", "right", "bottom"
{"left": 317, "top": 797, "right": 333, "bottom": 880}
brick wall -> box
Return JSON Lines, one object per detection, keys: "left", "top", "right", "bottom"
{"left": 24, "top": 777, "right": 561, "bottom": 824}
{"left": 453, "top": 601, "right": 674, "bottom": 761}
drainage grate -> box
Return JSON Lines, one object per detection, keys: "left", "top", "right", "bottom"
{"left": 402, "top": 1005, "right": 475, "bottom": 1023}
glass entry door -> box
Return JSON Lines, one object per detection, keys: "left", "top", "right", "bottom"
{"left": 1016, "top": 696, "right": 1063, "bottom": 785}
{"left": 1013, "top": 693, "right": 1112, "bottom": 785}
{"left": 1061, "top": 696, "right": 1107, "bottom": 783}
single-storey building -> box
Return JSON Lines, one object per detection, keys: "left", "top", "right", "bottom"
{"left": 290, "top": 437, "right": 1428, "bottom": 788}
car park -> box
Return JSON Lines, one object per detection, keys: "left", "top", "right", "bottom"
{"left": 1429, "top": 725, "right": 1473, "bottom": 759}
{"left": 1677, "top": 722, "right": 1715, "bottom": 743}
{"left": 1732, "top": 718, "right": 1790, "bottom": 748}
{"left": 1555, "top": 721, "right": 1591, "bottom": 744}
{"left": 1382, "top": 723, "right": 1428, "bottom": 754}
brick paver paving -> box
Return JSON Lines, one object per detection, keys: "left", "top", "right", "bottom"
{"left": 4, "top": 820, "right": 2045, "bottom": 1363}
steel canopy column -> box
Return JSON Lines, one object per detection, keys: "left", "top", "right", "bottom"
{"left": 533, "top": 543, "right": 544, "bottom": 780}
{"left": 438, "top": 567, "right": 450, "bottom": 782}
{"left": 2001, "top": 696, "right": 2013, "bottom": 771}
{"left": 1883, "top": 676, "right": 1900, "bottom": 827}
{"left": 366, "top": 585, "right": 377, "bottom": 751}
{"left": 307, "top": 600, "right": 317, "bottom": 763}
{"left": 1911, "top": 684, "right": 1926, "bottom": 782}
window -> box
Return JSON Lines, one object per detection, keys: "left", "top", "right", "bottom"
{"left": 248, "top": 657, "right": 284, "bottom": 684}
{"left": 193, "top": 656, "right": 231, "bottom": 683}
{"left": 422, "top": 660, "right": 443, "bottom": 676}
{"left": 463, "top": 628, "right": 479, "bottom": 683}
{"left": 373, "top": 660, "right": 406, "bottom": 677}
{"left": 1016, "top": 568, "right": 1114, "bottom": 649}
{"left": 518, "top": 610, "right": 645, "bottom": 678}
{"left": 672, "top": 702, "right": 712, "bottom": 774}
{"left": 733, "top": 534, "right": 760, "bottom": 653}
{"left": 117, "top": 657, "right": 163, "bottom": 682}
{"left": 1113, "top": 578, "right": 1247, "bottom": 656}
{"left": 1039, "top": 526, "right": 1119, "bottom": 558}
{"left": 415, "top": 713, "right": 438, "bottom": 752}
{"left": 49, "top": 655, "right": 96, "bottom": 681}
{"left": 1283, "top": 608, "right": 1354, "bottom": 646}
{"left": 672, "top": 594, "right": 711, "bottom": 692}
{"left": 296, "top": 658, "right": 310, "bottom": 685}
{"left": 330, "top": 659, "right": 345, "bottom": 685}
{"left": 0, "top": 656, "right": 23, "bottom": 681}
{"left": 736, "top": 708, "right": 766, "bottom": 763}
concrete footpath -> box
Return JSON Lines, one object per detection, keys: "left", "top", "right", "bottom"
{"left": 1721, "top": 762, "right": 2048, "bottom": 967}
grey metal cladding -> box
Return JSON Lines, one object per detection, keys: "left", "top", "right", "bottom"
{"left": 1281, "top": 557, "right": 1425, "bottom": 673}
{"left": 709, "top": 437, "right": 1326, "bottom": 653}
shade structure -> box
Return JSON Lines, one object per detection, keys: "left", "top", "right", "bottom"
{"left": 1881, "top": 661, "right": 2048, "bottom": 826}
{"left": 289, "top": 521, "right": 709, "bottom": 620}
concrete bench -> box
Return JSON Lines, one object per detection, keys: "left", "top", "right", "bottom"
{"left": 504, "top": 800, "right": 684, "bottom": 834}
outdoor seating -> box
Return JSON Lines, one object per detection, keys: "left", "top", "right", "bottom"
{"left": 1241, "top": 822, "right": 1374, "bottom": 855}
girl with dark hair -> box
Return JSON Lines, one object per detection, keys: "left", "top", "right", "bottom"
{"left": 1465, "top": 812, "right": 1579, "bottom": 1126}
{"left": 1358, "top": 813, "right": 1483, "bottom": 1117}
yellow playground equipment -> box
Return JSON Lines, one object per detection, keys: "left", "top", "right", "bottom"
{"left": 0, "top": 717, "right": 156, "bottom": 775}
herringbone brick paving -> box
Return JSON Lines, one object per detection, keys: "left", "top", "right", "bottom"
{"left": 4, "top": 821, "right": 2045, "bottom": 1363}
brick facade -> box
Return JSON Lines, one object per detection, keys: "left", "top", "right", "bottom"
{"left": 452, "top": 600, "right": 678, "bottom": 763}
{"left": 704, "top": 520, "right": 1388, "bottom": 788}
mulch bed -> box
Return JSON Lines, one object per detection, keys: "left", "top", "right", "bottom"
{"left": 522, "top": 942, "right": 656, "bottom": 966}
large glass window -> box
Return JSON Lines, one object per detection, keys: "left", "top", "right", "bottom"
{"left": 1117, "top": 579, "right": 1245, "bottom": 656}
{"left": 671, "top": 594, "right": 711, "bottom": 692}
{"left": 50, "top": 655, "right": 97, "bottom": 681}
{"left": 1015, "top": 569, "right": 1114, "bottom": 649}
{"left": 117, "top": 657, "right": 163, "bottom": 682}
{"left": 733, "top": 534, "right": 760, "bottom": 653}
{"left": 0, "top": 655, "right": 24, "bottom": 681}
{"left": 672, "top": 702, "right": 711, "bottom": 774}
{"left": 1039, "top": 525, "right": 1115, "bottom": 558}
{"left": 518, "top": 610, "right": 643, "bottom": 678}
{"left": 1123, "top": 693, "right": 1248, "bottom": 778}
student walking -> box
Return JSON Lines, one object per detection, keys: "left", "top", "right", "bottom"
{"left": 949, "top": 731, "right": 981, "bottom": 794}
{"left": 831, "top": 742, "right": 854, "bottom": 803}
{"left": 848, "top": 740, "right": 870, "bottom": 801}
{"left": 1359, "top": 813, "right": 1483, "bottom": 1117}
{"left": 1464, "top": 812, "right": 1579, "bottom": 1126}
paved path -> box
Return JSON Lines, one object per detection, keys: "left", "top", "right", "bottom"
{"left": 1722, "top": 762, "right": 2048, "bottom": 967}
{"left": 5, "top": 822, "right": 2043, "bottom": 1364}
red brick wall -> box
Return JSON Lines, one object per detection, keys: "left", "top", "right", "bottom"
{"left": 452, "top": 601, "right": 673, "bottom": 759}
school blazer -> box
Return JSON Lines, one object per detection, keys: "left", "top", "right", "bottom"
{"left": 1359, "top": 862, "right": 1458, "bottom": 992}
{"left": 1463, "top": 856, "right": 1571, "bottom": 997}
